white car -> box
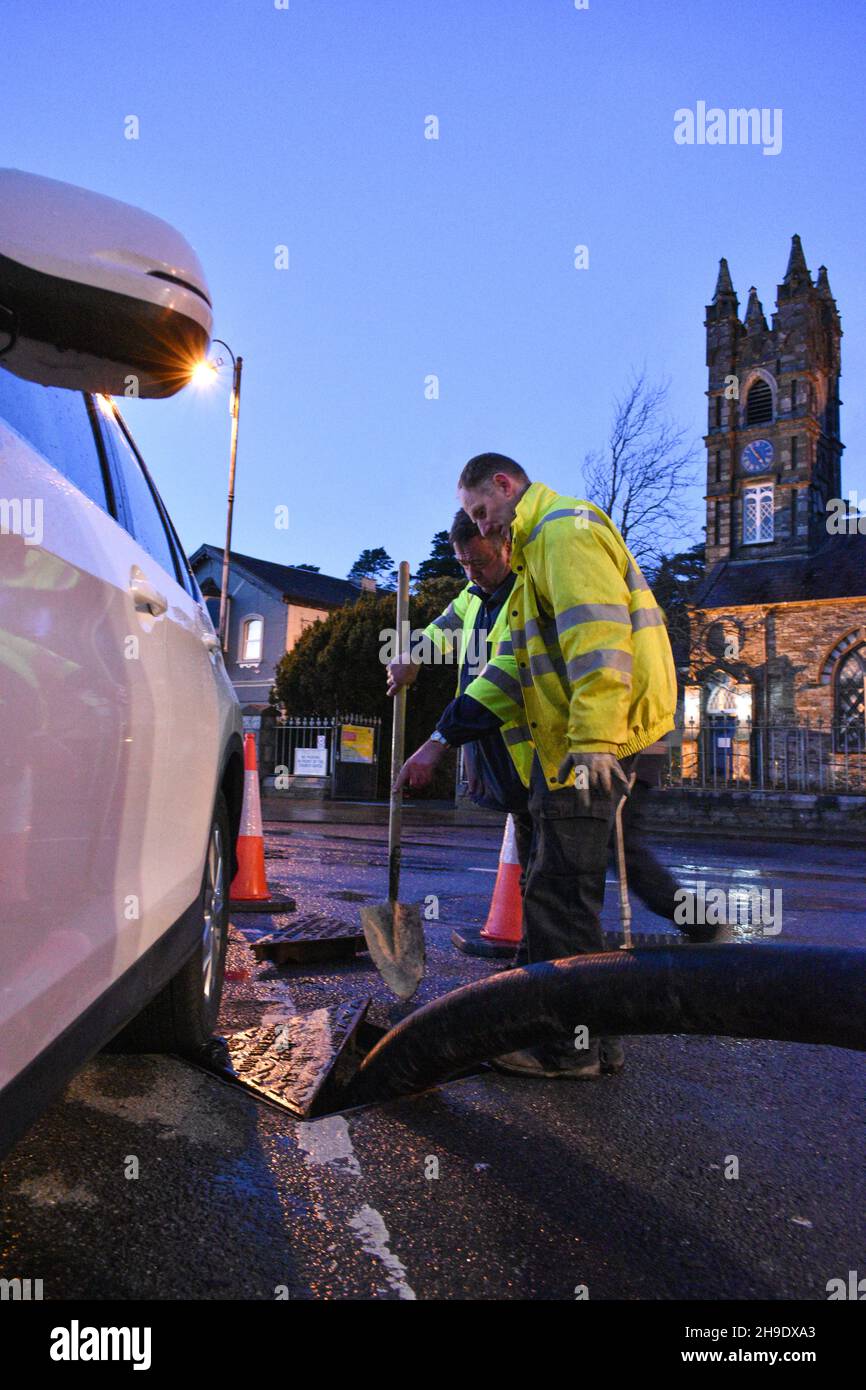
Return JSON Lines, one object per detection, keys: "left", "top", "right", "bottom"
{"left": 0, "top": 171, "right": 244, "bottom": 1156}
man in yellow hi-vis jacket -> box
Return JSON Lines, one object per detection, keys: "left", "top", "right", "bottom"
{"left": 387, "top": 509, "right": 532, "bottom": 816}
{"left": 396, "top": 452, "right": 678, "bottom": 1079}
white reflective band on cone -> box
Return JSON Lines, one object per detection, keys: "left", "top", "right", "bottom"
{"left": 238, "top": 767, "right": 264, "bottom": 838}
{"left": 499, "top": 814, "right": 519, "bottom": 865}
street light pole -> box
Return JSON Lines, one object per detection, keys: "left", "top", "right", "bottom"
{"left": 214, "top": 341, "right": 243, "bottom": 650}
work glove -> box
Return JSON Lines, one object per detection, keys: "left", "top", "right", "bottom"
{"left": 556, "top": 750, "right": 629, "bottom": 810}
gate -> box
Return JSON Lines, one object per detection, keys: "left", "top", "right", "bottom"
{"left": 264, "top": 712, "right": 381, "bottom": 800}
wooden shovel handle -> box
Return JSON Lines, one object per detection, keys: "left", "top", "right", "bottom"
{"left": 388, "top": 560, "right": 411, "bottom": 901}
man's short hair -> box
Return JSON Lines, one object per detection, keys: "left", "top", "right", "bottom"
{"left": 458, "top": 452, "right": 531, "bottom": 492}
{"left": 448, "top": 509, "right": 481, "bottom": 548}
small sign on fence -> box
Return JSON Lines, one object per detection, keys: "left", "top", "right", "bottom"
{"left": 294, "top": 747, "right": 328, "bottom": 776}
{"left": 340, "top": 724, "right": 375, "bottom": 764}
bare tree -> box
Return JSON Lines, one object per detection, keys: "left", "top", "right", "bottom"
{"left": 581, "top": 372, "right": 699, "bottom": 564}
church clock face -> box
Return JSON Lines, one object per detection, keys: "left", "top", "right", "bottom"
{"left": 741, "top": 439, "right": 774, "bottom": 474}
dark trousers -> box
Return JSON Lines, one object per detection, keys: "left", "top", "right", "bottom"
{"left": 510, "top": 754, "right": 680, "bottom": 966}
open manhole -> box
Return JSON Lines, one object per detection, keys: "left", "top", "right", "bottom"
{"left": 195, "top": 1003, "right": 487, "bottom": 1119}
{"left": 197, "top": 1001, "right": 377, "bottom": 1118}
{"left": 250, "top": 913, "right": 367, "bottom": 965}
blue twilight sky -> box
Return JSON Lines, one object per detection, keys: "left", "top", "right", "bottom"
{"left": 4, "top": 0, "right": 865, "bottom": 578}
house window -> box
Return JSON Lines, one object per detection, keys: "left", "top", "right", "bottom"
{"left": 743, "top": 484, "right": 774, "bottom": 544}
{"left": 746, "top": 378, "right": 773, "bottom": 425}
{"left": 790, "top": 436, "right": 798, "bottom": 469}
{"left": 835, "top": 647, "right": 865, "bottom": 752}
{"left": 241, "top": 616, "right": 264, "bottom": 663}
{"left": 790, "top": 379, "right": 797, "bottom": 411}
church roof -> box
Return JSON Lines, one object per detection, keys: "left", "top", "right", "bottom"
{"left": 693, "top": 532, "right": 866, "bottom": 608}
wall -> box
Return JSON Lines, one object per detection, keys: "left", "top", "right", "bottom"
{"left": 690, "top": 598, "right": 866, "bottom": 724}
{"left": 193, "top": 556, "right": 287, "bottom": 707}
{"left": 285, "top": 603, "right": 327, "bottom": 652}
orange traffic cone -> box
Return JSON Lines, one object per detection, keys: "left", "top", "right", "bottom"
{"left": 229, "top": 734, "right": 296, "bottom": 913}
{"left": 451, "top": 814, "right": 524, "bottom": 959}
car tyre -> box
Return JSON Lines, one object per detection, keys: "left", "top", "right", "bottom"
{"left": 111, "top": 792, "right": 231, "bottom": 1057}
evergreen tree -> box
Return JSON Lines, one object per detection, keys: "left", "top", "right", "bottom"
{"left": 416, "top": 530, "right": 464, "bottom": 583}
{"left": 347, "top": 547, "right": 394, "bottom": 584}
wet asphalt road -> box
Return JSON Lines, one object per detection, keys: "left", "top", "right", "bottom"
{"left": 1, "top": 822, "right": 864, "bottom": 1300}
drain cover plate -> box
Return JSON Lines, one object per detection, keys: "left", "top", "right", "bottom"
{"left": 251, "top": 914, "right": 367, "bottom": 965}
{"left": 216, "top": 1001, "right": 370, "bottom": 1117}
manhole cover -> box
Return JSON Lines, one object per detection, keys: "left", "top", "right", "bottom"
{"left": 601, "top": 930, "right": 693, "bottom": 950}
{"left": 251, "top": 913, "right": 367, "bottom": 965}
{"left": 210, "top": 1002, "right": 370, "bottom": 1117}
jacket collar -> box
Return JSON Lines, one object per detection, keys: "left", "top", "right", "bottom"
{"left": 468, "top": 572, "right": 515, "bottom": 607}
{"left": 511, "top": 481, "right": 559, "bottom": 554}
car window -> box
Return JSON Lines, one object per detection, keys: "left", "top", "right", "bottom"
{"left": 0, "top": 368, "right": 111, "bottom": 513}
{"left": 96, "top": 402, "right": 181, "bottom": 583}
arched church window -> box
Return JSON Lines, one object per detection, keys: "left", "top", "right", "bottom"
{"left": 746, "top": 378, "right": 773, "bottom": 425}
{"left": 835, "top": 646, "right": 865, "bottom": 752}
{"left": 743, "top": 484, "right": 774, "bottom": 544}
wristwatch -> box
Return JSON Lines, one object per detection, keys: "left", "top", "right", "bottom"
{"left": 429, "top": 730, "right": 450, "bottom": 748}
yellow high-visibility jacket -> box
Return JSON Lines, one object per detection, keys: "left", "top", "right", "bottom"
{"left": 422, "top": 583, "right": 535, "bottom": 786}
{"left": 464, "top": 482, "right": 677, "bottom": 788}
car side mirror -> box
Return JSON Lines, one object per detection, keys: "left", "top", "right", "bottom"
{"left": 0, "top": 169, "right": 212, "bottom": 398}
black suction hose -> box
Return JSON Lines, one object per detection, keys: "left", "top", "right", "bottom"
{"left": 345, "top": 944, "right": 866, "bottom": 1107}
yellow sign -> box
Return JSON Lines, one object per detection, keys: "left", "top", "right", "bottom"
{"left": 340, "top": 723, "right": 374, "bottom": 764}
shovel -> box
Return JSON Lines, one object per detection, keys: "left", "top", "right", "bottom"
{"left": 613, "top": 769, "right": 638, "bottom": 949}
{"left": 360, "top": 560, "right": 426, "bottom": 1000}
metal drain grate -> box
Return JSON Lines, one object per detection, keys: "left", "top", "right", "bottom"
{"left": 213, "top": 1002, "right": 370, "bottom": 1117}
{"left": 251, "top": 913, "right": 367, "bottom": 965}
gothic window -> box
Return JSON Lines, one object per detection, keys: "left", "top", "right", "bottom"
{"left": 240, "top": 615, "right": 264, "bottom": 663}
{"left": 835, "top": 647, "right": 865, "bottom": 752}
{"left": 743, "top": 484, "right": 774, "bottom": 544}
{"left": 715, "top": 397, "right": 722, "bottom": 428}
{"left": 746, "top": 378, "right": 773, "bottom": 425}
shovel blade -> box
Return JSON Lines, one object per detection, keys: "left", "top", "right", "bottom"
{"left": 360, "top": 900, "right": 426, "bottom": 1000}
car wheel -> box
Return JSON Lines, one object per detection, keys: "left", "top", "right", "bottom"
{"left": 111, "top": 792, "right": 231, "bottom": 1057}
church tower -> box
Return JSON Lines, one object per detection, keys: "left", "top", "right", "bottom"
{"left": 703, "top": 236, "right": 843, "bottom": 570}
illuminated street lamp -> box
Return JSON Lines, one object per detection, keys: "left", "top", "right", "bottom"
{"left": 194, "top": 338, "right": 243, "bottom": 648}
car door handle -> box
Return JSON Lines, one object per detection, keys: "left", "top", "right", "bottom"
{"left": 201, "top": 632, "right": 221, "bottom": 652}
{"left": 129, "top": 572, "right": 168, "bottom": 616}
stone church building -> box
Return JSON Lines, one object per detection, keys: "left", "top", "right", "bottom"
{"left": 684, "top": 236, "right": 866, "bottom": 787}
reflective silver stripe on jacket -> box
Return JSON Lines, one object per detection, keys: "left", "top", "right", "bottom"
{"left": 626, "top": 564, "right": 649, "bottom": 592}
{"left": 503, "top": 724, "right": 533, "bottom": 746}
{"left": 555, "top": 602, "right": 630, "bottom": 635}
{"left": 630, "top": 606, "right": 665, "bottom": 631}
{"left": 431, "top": 603, "right": 464, "bottom": 632}
{"left": 526, "top": 508, "right": 605, "bottom": 543}
{"left": 480, "top": 663, "right": 524, "bottom": 703}
{"left": 565, "top": 649, "right": 633, "bottom": 681}
{"left": 519, "top": 652, "right": 567, "bottom": 685}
